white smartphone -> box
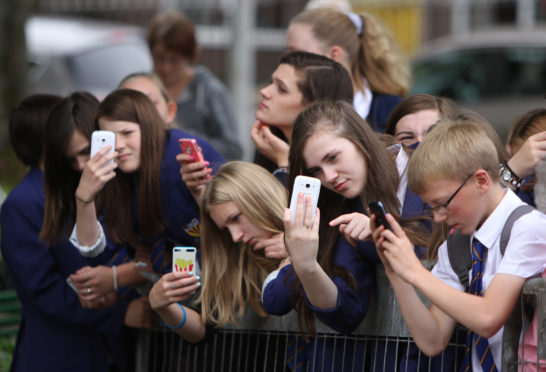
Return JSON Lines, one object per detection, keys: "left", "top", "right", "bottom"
{"left": 66, "top": 277, "right": 78, "bottom": 294}
{"left": 90, "top": 130, "right": 116, "bottom": 166}
{"left": 289, "top": 175, "right": 321, "bottom": 222}
{"left": 172, "top": 246, "right": 197, "bottom": 273}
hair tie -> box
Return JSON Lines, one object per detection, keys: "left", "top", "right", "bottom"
{"left": 347, "top": 13, "right": 363, "bottom": 35}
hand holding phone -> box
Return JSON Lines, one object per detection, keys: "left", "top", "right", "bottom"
{"left": 179, "top": 138, "right": 205, "bottom": 163}
{"left": 289, "top": 176, "right": 321, "bottom": 222}
{"left": 90, "top": 130, "right": 116, "bottom": 166}
{"left": 172, "top": 247, "right": 197, "bottom": 273}
{"left": 368, "top": 200, "right": 391, "bottom": 230}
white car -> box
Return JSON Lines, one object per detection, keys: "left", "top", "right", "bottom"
{"left": 26, "top": 16, "right": 153, "bottom": 100}
{"left": 411, "top": 29, "right": 546, "bottom": 140}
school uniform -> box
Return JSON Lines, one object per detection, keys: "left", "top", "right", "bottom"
{"left": 432, "top": 189, "right": 546, "bottom": 370}
{"left": 139, "top": 129, "right": 225, "bottom": 273}
{"left": 262, "top": 232, "right": 374, "bottom": 371}
{"left": 353, "top": 85, "right": 402, "bottom": 133}
{"left": 0, "top": 167, "right": 131, "bottom": 372}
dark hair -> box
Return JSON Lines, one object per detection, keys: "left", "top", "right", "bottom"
{"left": 507, "top": 108, "right": 546, "bottom": 150}
{"left": 9, "top": 94, "right": 62, "bottom": 167}
{"left": 41, "top": 92, "right": 99, "bottom": 244}
{"left": 97, "top": 89, "right": 167, "bottom": 246}
{"left": 288, "top": 100, "right": 402, "bottom": 334}
{"left": 256, "top": 51, "right": 354, "bottom": 172}
{"left": 280, "top": 51, "right": 353, "bottom": 105}
{"left": 385, "top": 94, "right": 454, "bottom": 136}
{"left": 147, "top": 10, "right": 197, "bottom": 61}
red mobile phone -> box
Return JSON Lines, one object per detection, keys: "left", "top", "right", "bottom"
{"left": 179, "top": 138, "right": 205, "bottom": 162}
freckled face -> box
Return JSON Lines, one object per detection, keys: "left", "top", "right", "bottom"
{"left": 303, "top": 130, "right": 367, "bottom": 199}
{"left": 394, "top": 109, "right": 440, "bottom": 146}
{"left": 256, "top": 64, "right": 304, "bottom": 129}
{"left": 98, "top": 119, "right": 141, "bottom": 173}
{"left": 420, "top": 178, "right": 482, "bottom": 235}
{"left": 209, "top": 201, "right": 273, "bottom": 248}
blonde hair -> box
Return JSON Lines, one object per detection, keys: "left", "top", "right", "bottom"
{"left": 290, "top": 8, "right": 410, "bottom": 96}
{"left": 199, "top": 161, "right": 285, "bottom": 326}
{"left": 408, "top": 117, "right": 500, "bottom": 195}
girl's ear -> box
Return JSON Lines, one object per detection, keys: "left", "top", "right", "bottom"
{"left": 327, "top": 45, "right": 344, "bottom": 64}
{"left": 166, "top": 101, "right": 177, "bottom": 125}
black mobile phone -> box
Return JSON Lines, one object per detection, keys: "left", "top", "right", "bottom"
{"left": 368, "top": 200, "right": 391, "bottom": 230}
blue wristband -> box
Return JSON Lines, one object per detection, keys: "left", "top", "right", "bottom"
{"left": 164, "top": 303, "right": 186, "bottom": 330}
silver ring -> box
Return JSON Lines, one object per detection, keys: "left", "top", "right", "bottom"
{"left": 306, "top": 224, "right": 312, "bottom": 229}
{"left": 170, "top": 283, "right": 175, "bottom": 290}
{"left": 87, "top": 287, "right": 92, "bottom": 294}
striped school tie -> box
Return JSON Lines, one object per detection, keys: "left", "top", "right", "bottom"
{"left": 462, "top": 239, "right": 498, "bottom": 372}
{"left": 286, "top": 334, "right": 307, "bottom": 371}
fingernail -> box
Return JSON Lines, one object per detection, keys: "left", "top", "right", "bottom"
{"left": 197, "top": 282, "right": 201, "bottom": 287}
{"left": 189, "top": 271, "right": 194, "bottom": 276}
{"left": 204, "top": 161, "right": 210, "bottom": 166}
{"left": 190, "top": 155, "right": 195, "bottom": 162}
{"left": 196, "top": 276, "right": 201, "bottom": 281}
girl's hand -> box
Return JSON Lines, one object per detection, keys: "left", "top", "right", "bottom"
{"left": 329, "top": 212, "right": 372, "bottom": 247}
{"left": 283, "top": 193, "right": 320, "bottom": 274}
{"left": 508, "top": 131, "right": 546, "bottom": 179}
{"left": 75, "top": 146, "right": 118, "bottom": 203}
{"left": 251, "top": 121, "right": 289, "bottom": 167}
{"left": 69, "top": 265, "right": 115, "bottom": 301}
{"left": 148, "top": 271, "right": 201, "bottom": 311}
{"left": 252, "top": 233, "right": 288, "bottom": 259}
{"left": 176, "top": 150, "right": 211, "bottom": 203}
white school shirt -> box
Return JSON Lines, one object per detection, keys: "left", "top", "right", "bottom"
{"left": 432, "top": 189, "right": 546, "bottom": 371}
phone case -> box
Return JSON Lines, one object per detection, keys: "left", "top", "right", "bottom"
{"left": 90, "top": 130, "right": 116, "bottom": 166}
{"left": 179, "top": 138, "right": 204, "bottom": 162}
{"left": 289, "top": 175, "right": 321, "bottom": 222}
{"left": 172, "top": 246, "right": 197, "bottom": 272}
{"left": 368, "top": 200, "right": 391, "bottom": 230}
{"left": 66, "top": 277, "right": 78, "bottom": 293}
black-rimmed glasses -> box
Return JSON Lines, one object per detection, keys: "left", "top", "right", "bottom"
{"left": 422, "top": 173, "right": 473, "bottom": 215}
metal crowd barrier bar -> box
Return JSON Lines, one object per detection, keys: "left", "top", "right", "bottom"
{"left": 135, "top": 264, "right": 543, "bottom": 372}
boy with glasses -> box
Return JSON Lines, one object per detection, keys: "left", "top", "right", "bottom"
{"left": 371, "top": 117, "right": 546, "bottom": 371}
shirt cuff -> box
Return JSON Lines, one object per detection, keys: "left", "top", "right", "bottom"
{"left": 261, "top": 269, "right": 280, "bottom": 303}
{"left": 69, "top": 220, "right": 106, "bottom": 257}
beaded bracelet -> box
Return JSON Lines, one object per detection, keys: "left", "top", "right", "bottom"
{"left": 164, "top": 303, "right": 187, "bottom": 330}
{"left": 112, "top": 265, "right": 119, "bottom": 292}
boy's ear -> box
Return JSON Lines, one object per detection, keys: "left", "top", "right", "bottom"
{"left": 474, "top": 169, "right": 491, "bottom": 193}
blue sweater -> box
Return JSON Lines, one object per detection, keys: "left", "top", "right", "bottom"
{"left": 0, "top": 167, "right": 131, "bottom": 372}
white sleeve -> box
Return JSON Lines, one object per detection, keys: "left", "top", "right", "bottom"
{"left": 68, "top": 220, "right": 106, "bottom": 257}
{"left": 261, "top": 269, "right": 280, "bottom": 303}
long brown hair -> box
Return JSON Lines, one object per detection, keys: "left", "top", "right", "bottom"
{"left": 199, "top": 162, "right": 284, "bottom": 325}
{"left": 288, "top": 101, "right": 429, "bottom": 334}
{"left": 41, "top": 92, "right": 99, "bottom": 244}
{"left": 290, "top": 8, "right": 410, "bottom": 96}
{"left": 96, "top": 89, "right": 166, "bottom": 247}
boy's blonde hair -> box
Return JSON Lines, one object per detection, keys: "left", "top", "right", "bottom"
{"left": 408, "top": 117, "right": 500, "bottom": 195}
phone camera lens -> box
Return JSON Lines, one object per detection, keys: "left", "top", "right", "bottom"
{"left": 305, "top": 184, "right": 310, "bottom": 188}
{"left": 101, "top": 139, "right": 105, "bottom": 142}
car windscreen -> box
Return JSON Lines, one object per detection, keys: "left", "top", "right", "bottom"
{"left": 65, "top": 43, "right": 152, "bottom": 92}
{"left": 411, "top": 47, "right": 546, "bottom": 102}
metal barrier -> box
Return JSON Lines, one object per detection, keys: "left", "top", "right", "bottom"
{"left": 135, "top": 265, "right": 545, "bottom": 372}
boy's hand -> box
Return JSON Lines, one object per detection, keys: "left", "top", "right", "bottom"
{"left": 373, "top": 214, "right": 423, "bottom": 284}
{"left": 329, "top": 212, "right": 371, "bottom": 247}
